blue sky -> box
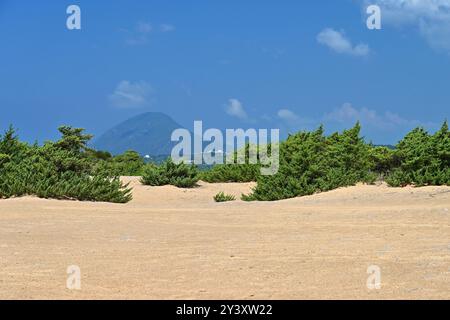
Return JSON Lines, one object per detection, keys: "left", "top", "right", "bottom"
{"left": 0, "top": 0, "right": 449, "bottom": 145}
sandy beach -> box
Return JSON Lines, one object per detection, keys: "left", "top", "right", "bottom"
{"left": 0, "top": 177, "right": 449, "bottom": 299}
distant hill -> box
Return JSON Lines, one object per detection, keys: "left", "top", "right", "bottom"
{"left": 93, "top": 112, "right": 182, "bottom": 156}
{"left": 93, "top": 112, "right": 397, "bottom": 157}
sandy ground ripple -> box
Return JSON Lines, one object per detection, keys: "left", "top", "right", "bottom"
{"left": 0, "top": 177, "right": 449, "bottom": 299}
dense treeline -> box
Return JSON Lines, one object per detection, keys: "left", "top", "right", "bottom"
{"left": 0, "top": 121, "right": 448, "bottom": 203}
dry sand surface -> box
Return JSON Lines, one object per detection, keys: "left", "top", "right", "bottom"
{"left": 0, "top": 177, "right": 449, "bottom": 300}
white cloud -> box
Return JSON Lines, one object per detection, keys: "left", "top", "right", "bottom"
{"left": 277, "top": 109, "right": 300, "bottom": 122}
{"left": 363, "top": 0, "right": 450, "bottom": 25}
{"left": 324, "top": 102, "right": 424, "bottom": 129}
{"left": 361, "top": 0, "right": 450, "bottom": 52}
{"left": 109, "top": 81, "right": 153, "bottom": 108}
{"left": 160, "top": 24, "right": 175, "bottom": 32}
{"left": 317, "top": 28, "right": 370, "bottom": 56}
{"left": 276, "top": 108, "right": 316, "bottom": 130}
{"left": 225, "top": 99, "right": 248, "bottom": 119}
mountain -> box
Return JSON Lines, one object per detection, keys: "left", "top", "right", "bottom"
{"left": 93, "top": 112, "right": 182, "bottom": 156}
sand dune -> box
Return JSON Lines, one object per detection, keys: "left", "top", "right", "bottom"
{"left": 0, "top": 177, "right": 449, "bottom": 299}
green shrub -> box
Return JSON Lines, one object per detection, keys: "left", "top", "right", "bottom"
{"left": 367, "top": 145, "right": 396, "bottom": 178}
{"left": 86, "top": 149, "right": 113, "bottom": 161}
{"left": 200, "top": 164, "right": 259, "bottom": 183}
{"left": 244, "top": 123, "right": 377, "bottom": 201}
{"left": 111, "top": 150, "right": 145, "bottom": 176}
{"left": 386, "top": 121, "right": 449, "bottom": 187}
{"left": 0, "top": 153, "right": 11, "bottom": 168}
{"left": 213, "top": 192, "right": 236, "bottom": 202}
{"left": 92, "top": 150, "right": 145, "bottom": 176}
{"left": 0, "top": 126, "right": 132, "bottom": 203}
{"left": 199, "top": 143, "right": 269, "bottom": 183}
{"left": 140, "top": 158, "right": 199, "bottom": 188}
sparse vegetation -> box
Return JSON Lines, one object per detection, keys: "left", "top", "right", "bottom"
{"left": 140, "top": 158, "right": 199, "bottom": 188}
{"left": 213, "top": 192, "right": 236, "bottom": 202}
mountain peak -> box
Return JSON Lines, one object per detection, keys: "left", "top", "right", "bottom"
{"left": 93, "top": 112, "right": 182, "bottom": 156}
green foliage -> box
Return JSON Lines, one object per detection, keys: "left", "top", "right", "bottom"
{"left": 213, "top": 192, "right": 236, "bottom": 202}
{"left": 386, "top": 121, "right": 449, "bottom": 187}
{"left": 240, "top": 121, "right": 449, "bottom": 201}
{"left": 112, "top": 150, "right": 145, "bottom": 176}
{"left": 367, "top": 146, "right": 396, "bottom": 176}
{"left": 140, "top": 158, "right": 199, "bottom": 188}
{"left": 0, "top": 125, "right": 28, "bottom": 161}
{"left": 92, "top": 150, "right": 145, "bottom": 176}
{"left": 0, "top": 153, "right": 10, "bottom": 166}
{"left": 54, "top": 126, "right": 93, "bottom": 153}
{"left": 243, "top": 123, "right": 378, "bottom": 201}
{"left": 199, "top": 144, "right": 266, "bottom": 183}
{"left": 86, "top": 149, "right": 113, "bottom": 161}
{"left": 0, "top": 126, "right": 132, "bottom": 203}
{"left": 2, "top": 120, "right": 448, "bottom": 204}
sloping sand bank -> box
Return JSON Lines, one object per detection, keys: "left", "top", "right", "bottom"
{"left": 0, "top": 177, "right": 449, "bottom": 299}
